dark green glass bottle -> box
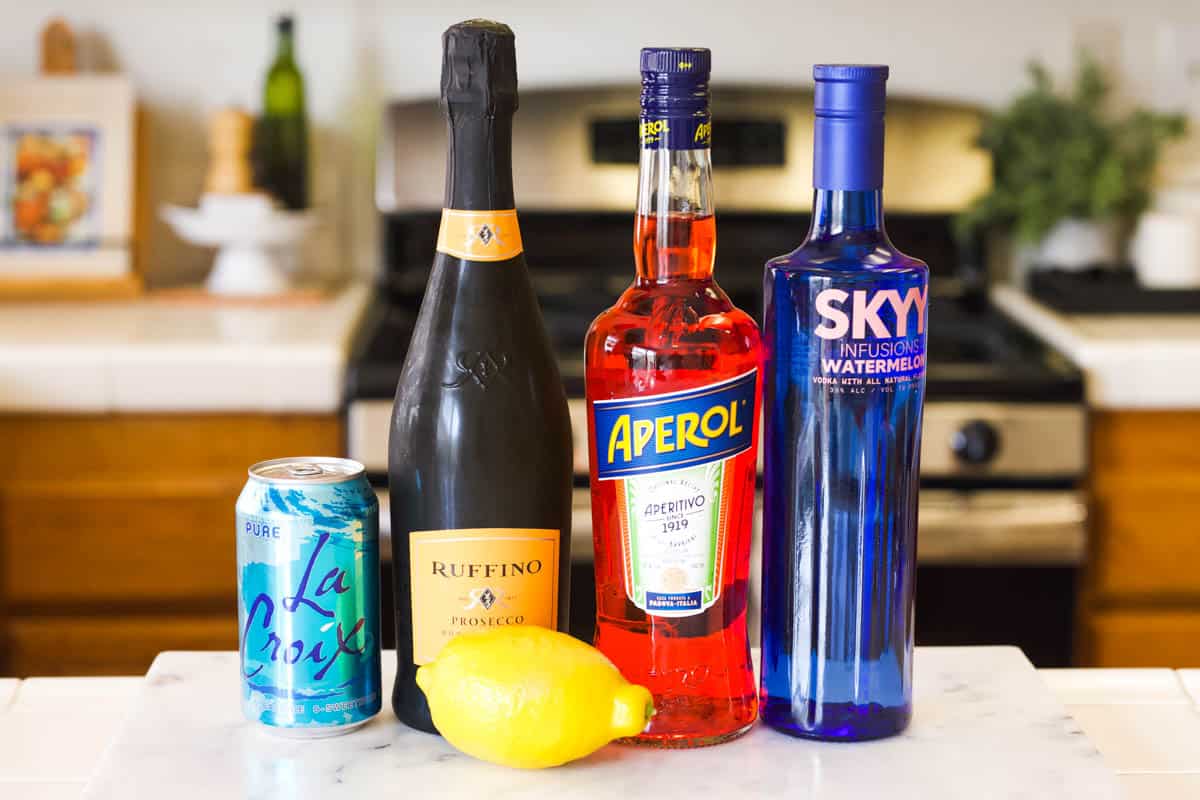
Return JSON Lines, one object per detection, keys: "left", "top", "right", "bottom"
{"left": 257, "top": 15, "right": 308, "bottom": 210}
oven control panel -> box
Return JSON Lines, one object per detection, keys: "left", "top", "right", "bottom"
{"left": 921, "top": 403, "right": 1085, "bottom": 479}
{"left": 348, "top": 399, "right": 1086, "bottom": 482}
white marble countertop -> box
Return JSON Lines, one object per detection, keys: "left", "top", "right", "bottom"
{"left": 0, "top": 284, "right": 371, "bottom": 413}
{"left": 91, "top": 647, "right": 1123, "bottom": 799}
{"left": 992, "top": 285, "right": 1200, "bottom": 410}
{"left": 4, "top": 656, "right": 1200, "bottom": 799}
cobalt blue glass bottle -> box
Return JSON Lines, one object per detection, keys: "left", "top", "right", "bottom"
{"left": 759, "top": 65, "right": 928, "bottom": 741}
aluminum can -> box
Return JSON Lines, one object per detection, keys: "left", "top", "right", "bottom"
{"left": 236, "top": 456, "right": 381, "bottom": 737}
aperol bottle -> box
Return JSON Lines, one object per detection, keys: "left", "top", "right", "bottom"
{"left": 585, "top": 48, "right": 761, "bottom": 748}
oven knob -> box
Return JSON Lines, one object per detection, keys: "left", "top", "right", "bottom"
{"left": 951, "top": 420, "right": 1000, "bottom": 465}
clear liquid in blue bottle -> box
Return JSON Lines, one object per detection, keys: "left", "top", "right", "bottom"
{"left": 759, "top": 65, "right": 928, "bottom": 741}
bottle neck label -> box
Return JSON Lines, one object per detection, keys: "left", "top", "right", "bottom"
{"left": 639, "top": 114, "right": 712, "bottom": 150}
{"left": 435, "top": 208, "right": 523, "bottom": 262}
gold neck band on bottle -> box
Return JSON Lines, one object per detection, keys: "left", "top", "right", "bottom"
{"left": 435, "top": 208, "right": 523, "bottom": 262}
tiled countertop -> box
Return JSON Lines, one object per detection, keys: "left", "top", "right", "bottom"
{"left": 991, "top": 285, "right": 1200, "bottom": 410}
{"left": 0, "top": 284, "right": 370, "bottom": 413}
{"left": 1043, "top": 668, "right": 1200, "bottom": 797}
{"left": 3, "top": 667, "right": 1200, "bottom": 798}
{"left": 0, "top": 677, "right": 142, "bottom": 799}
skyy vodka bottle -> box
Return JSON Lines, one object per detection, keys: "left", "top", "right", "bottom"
{"left": 586, "top": 48, "right": 761, "bottom": 748}
{"left": 759, "top": 65, "right": 928, "bottom": 741}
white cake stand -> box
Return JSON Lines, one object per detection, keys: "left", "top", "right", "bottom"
{"left": 161, "top": 195, "right": 317, "bottom": 296}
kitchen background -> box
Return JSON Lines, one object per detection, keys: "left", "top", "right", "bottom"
{"left": 1, "top": 0, "right": 1199, "bottom": 287}
{"left": 1, "top": 0, "right": 1199, "bottom": 677}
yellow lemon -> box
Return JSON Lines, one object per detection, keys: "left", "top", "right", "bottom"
{"left": 415, "top": 625, "right": 654, "bottom": 769}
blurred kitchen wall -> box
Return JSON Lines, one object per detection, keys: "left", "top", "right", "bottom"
{"left": 0, "top": 0, "right": 1196, "bottom": 286}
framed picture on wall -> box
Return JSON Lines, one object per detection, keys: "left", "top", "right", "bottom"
{"left": 0, "top": 75, "right": 136, "bottom": 294}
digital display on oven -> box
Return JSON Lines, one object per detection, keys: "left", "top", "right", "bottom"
{"left": 590, "top": 118, "right": 786, "bottom": 166}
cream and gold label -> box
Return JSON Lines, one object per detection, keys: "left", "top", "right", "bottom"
{"left": 435, "top": 209, "right": 524, "bottom": 262}
{"left": 408, "top": 528, "right": 559, "bottom": 664}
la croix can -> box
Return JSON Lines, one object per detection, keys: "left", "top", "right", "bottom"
{"left": 236, "top": 457, "right": 382, "bottom": 737}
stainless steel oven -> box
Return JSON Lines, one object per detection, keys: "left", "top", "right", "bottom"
{"left": 348, "top": 86, "right": 1088, "bottom": 666}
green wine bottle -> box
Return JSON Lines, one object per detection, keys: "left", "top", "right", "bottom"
{"left": 256, "top": 15, "right": 308, "bottom": 210}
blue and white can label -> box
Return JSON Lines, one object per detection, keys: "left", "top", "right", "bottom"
{"left": 640, "top": 114, "right": 712, "bottom": 150}
{"left": 236, "top": 458, "right": 381, "bottom": 736}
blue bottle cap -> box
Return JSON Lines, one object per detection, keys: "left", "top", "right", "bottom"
{"left": 639, "top": 48, "right": 711, "bottom": 149}
{"left": 812, "top": 64, "right": 889, "bottom": 190}
{"left": 640, "top": 47, "right": 711, "bottom": 76}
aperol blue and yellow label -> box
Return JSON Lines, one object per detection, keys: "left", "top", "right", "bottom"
{"left": 593, "top": 369, "right": 756, "bottom": 480}
{"left": 591, "top": 370, "right": 757, "bottom": 618}
{"left": 639, "top": 114, "right": 712, "bottom": 150}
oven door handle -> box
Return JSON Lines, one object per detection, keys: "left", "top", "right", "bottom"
{"left": 916, "top": 489, "right": 1087, "bottom": 566}
{"left": 569, "top": 488, "right": 1086, "bottom": 567}
{"left": 383, "top": 488, "right": 1087, "bottom": 568}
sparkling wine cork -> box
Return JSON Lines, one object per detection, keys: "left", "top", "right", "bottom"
{"left": 205, "top": 107, "right": 254, "bottom": 195}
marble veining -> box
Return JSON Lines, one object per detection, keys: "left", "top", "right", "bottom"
{"left": 84, "top": 647, "right": 1122, "bottom": 800}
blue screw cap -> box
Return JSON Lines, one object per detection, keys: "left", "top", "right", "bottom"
{"left": 812, "top": 64, "right": 890, "bottom": 190}
{"left": 640, "top": 47, "right": 711, "bottom": 77}
{"left": 639, "top": 47, "right": 711, "bottom": 118}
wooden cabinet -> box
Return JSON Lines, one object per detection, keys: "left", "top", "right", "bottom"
{"left": 5, "top": 408, "right": 1196, "bottom": 671}
{"left": 1082, "top": 609, "right": 1200, "bottom": 668}
{"left": 0, "top": 413, "right": 342, "bottom": 676}
{"left": 1079, "top": 411, "right": 1200, "bottom": 666}
{"left": 5, "top": 614, "right": 236, "bottom": 677}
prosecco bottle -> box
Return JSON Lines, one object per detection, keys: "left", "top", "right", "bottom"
{"left": 388, "top": 19, "right": 573, "bottom": 734}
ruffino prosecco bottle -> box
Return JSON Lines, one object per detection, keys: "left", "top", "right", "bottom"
{"left": 388, "top": 20, "right": 573, "bottom": 734}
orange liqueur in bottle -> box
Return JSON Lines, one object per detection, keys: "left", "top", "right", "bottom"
{"left": 585, "top": 48, "right": 761, "bottom": 747}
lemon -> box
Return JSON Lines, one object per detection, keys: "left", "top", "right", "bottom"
{"left": 415, "top": 625, "right": 654, "bottom": 769}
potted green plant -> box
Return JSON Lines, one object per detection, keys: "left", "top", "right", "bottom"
{"left": 958, "top": 55, "right": 1186, "bottom": 273}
